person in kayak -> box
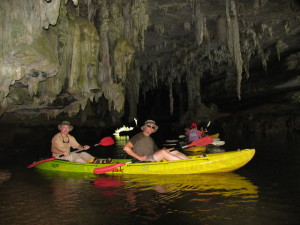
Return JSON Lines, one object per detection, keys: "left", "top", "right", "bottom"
{"left": 123, "top": 120, "right": 190, "bottom": 162}
{"left": 51, "top": 121, "right": 100, "bottom": 163}
{"left": 185, "top": 122, "right": 202, "bottom": 143}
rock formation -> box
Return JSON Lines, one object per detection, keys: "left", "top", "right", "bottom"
{"left": 0, "top": 0, "right": 299, "bottom": 134}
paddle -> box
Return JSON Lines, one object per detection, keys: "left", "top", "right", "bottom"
{"left": 172, "top": 135, "right": 213, "bottom": 151}
{"left": 26, "top": 136, "right": 115, "bottom": 168}
{"left": 93, "top": 136, "right": 214, "bottom": 175}
{"left": 207, "top": 121, "right": 211, "bottom": 128}
{"left": 94, "top": 162, "right": 132, "bottom": 174}
{"left": 200, "top": 121, "right": 210, "bottom": 137}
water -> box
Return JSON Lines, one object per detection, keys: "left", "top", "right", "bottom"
{"left": 0, "top": 133, "right": 300, "bottom": 225}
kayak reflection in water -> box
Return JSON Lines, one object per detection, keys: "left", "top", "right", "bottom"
{"left": 123, "top": 120, "right": 190, "bottom": 162}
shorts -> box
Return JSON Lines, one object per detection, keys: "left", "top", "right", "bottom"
{"left": 145, "top": 154, "right": 156, "bottom": 162}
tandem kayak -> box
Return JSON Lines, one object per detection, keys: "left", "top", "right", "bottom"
{"left": 35, "top": 149, "right": 255, "bottom": 175}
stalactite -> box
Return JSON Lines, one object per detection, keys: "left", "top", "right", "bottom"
{"left": 84, "top": 0, "right": 97, "bottom": 22}
{"left": 123, "top": 0, "right": 134, "bottom": 45}
{"left": 97, "top": 2, "right": 124, "bottom": 113}
{"left": 284, "top": 20, "right": 290, "bottom": 34}
{"left": 153, "top": 24, "right": 165, "bottom": 34}
{"left": 113, "top": 37, "right": 135, "bottom": 83}
{"left": 258, "top": 48, "right": 270, "bottom": 73}
{"left": 193, "top": 1, "right": 203, "bottom": 46}
{"left": 126, "top": 60, "right": 140, "bottom": 121}
{"left": 226, "top": 0, "right": 243, "bottom": 100}
{"left": 184, "top": 22, "right": 191, "bottom": 32}
{"left": 131, "top": 0, "right": 150, "bottom": 51}
{"left": 217, "top": 16, "right": 227, "bottom": 43}
{"left": 169, "top": 81, "right": 173, "bottom": 115}
{"left": 186, "top": 68, "right": 201, "bottom": 111}
{"left": 45, "top": 109, "right": 62, "bottom": 119}
{"left": 259, "top": 22, "right": 273, "bottom": 38}
{"left": 286, "top": 52, "right": 300, "bottom": 71}
{"left": 151, "top": 63, "right": 158, "bottom": 88}
{"left": 242, "top": 39, "right": 252, "bottom": 79}
{"left": 80, "top": 108, "right": 87, "bottom": 124}
{"left": 276, "top": 40, "right": 288, "bottom": 61}
{"left": 253, "top": 0, "right": 268, "bottom": 14}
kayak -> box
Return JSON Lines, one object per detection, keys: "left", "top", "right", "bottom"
{"left": 35, "top": 149, "right": 255, "bottom": 175}
{"left": 210, "top": 133, "right": 219, "bottom": 139}
{"left": 184, "top": 146, "right": 206, "bottom": 152}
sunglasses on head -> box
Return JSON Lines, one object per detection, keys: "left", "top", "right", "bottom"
{"left": 146, "top": 124, "right": 156, "bottom": 129}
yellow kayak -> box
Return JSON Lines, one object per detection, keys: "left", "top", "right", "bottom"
{"left": 94, "top": 149, "right": 255, "bottom": 175}
{"left": 210, "top": 133, "right": 219, "bottom": 139}
{"left": 184, "top": 146, "right": 207, "bottom": 152}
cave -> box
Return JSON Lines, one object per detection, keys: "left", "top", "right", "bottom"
{"left": 0, "top": 0, "right": 300, "bottom": 163}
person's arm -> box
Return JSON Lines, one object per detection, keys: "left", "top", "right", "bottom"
{"left": 123, "top": 141, "right": 147, "bottom": 161}
{"left": 185, "top": 129, "right": 190, "bottom": 136}
{"left": 70, "top": 136, "right": 90, "bottom": 150}
{"left": 76, "top": 144, "right": 90, "bottom": 150}
{"left": 51, "top": 145, "right": 69, "bottom": 156}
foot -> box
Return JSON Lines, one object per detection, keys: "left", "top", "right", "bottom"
{"left": 199, "top": 153, "right": 207, "bottom": 158}
{"left": 100, "top": 158, "right": 112, "bottom": 164}
{"left": 92, "top": 158, "right": 101, "bottom": 164}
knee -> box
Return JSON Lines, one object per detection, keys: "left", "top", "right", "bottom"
{"left": 75, "top": 158, "right": 86, "bottom": 163}
{"left": 158, "top": 149, "right": 170, "bottom": 156}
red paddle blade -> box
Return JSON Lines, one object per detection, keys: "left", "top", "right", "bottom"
{"left": 93, "top": 163, "right": 127, "bottom": 174}
{"left": 27, "top": 157, "right": 55, "bottom": 168}
{"left": 190, "top": 136, "right": 213, "bottom": 147}
{"left": 98, "top": 137, "right": 114, "bottom": 146}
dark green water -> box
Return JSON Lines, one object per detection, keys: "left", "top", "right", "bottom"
{"left": 0, "top": 133, "right": 299, "bottom": 225}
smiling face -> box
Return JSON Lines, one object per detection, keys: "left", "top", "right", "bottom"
{"left": 142, "top": 123, "right": 157, "bottom": 136}
{"left": 59, "top": 125, "right": 71, "bottom": 135}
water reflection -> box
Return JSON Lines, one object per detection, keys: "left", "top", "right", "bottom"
{"left": 1, "top": 133, "right": 299, "bottom": 225}
{"left": 37, "top": 169, "right": 98, "bottom": 181}
{"left": 98, "top": 173, "right": 258, "bottom": 198}
{"left": 93, "top": 173, "right": 259, "bottom": 224}
{"left": 38, "top": 169, "right": 258, "bottom": 208}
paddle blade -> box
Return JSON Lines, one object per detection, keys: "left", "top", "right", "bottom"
{"left": 207, "top": 121, "right": 211, "bottom": 127}
{"left": 190, "top": 136, "right": 213, "bottom": 147}
{"left": 27, "top": 157, "right": 55, "bottom": 168}
{"left": 98, "top": 137, "right": 115, "bottom": 146}
{"left": 93, "top": 162, "right": 128, "bottom": 174}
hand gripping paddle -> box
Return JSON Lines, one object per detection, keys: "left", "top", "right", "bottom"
{"left": 27, "top": 137, "right": 115, "bottom": 168}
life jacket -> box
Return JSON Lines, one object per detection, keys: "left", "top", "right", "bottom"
{"left": 188, "top": 129, "right": 200, "bottom": 142}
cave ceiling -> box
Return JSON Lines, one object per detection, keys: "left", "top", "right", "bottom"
{"left": 0, "top": 0, "right": 299, "bottom": 126}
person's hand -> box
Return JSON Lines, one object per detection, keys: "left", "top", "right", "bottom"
{"left": 163, "top": 148, "right": 174, "bottom": 152}
{"left": 62, "top": 151, "right": 70, "bottom": 156}
{"left": 138, "top": 155, "right": 147, "bottom": 161}
{"left": 83, "top": 145, "right": 90, "bottom": 150}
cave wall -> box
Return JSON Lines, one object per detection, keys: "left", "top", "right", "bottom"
{"left": 0, "top": 0, "right": 149, "bottom": 126}
{"left": 0, "top": 0, "right": 299, "bottom": 132}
